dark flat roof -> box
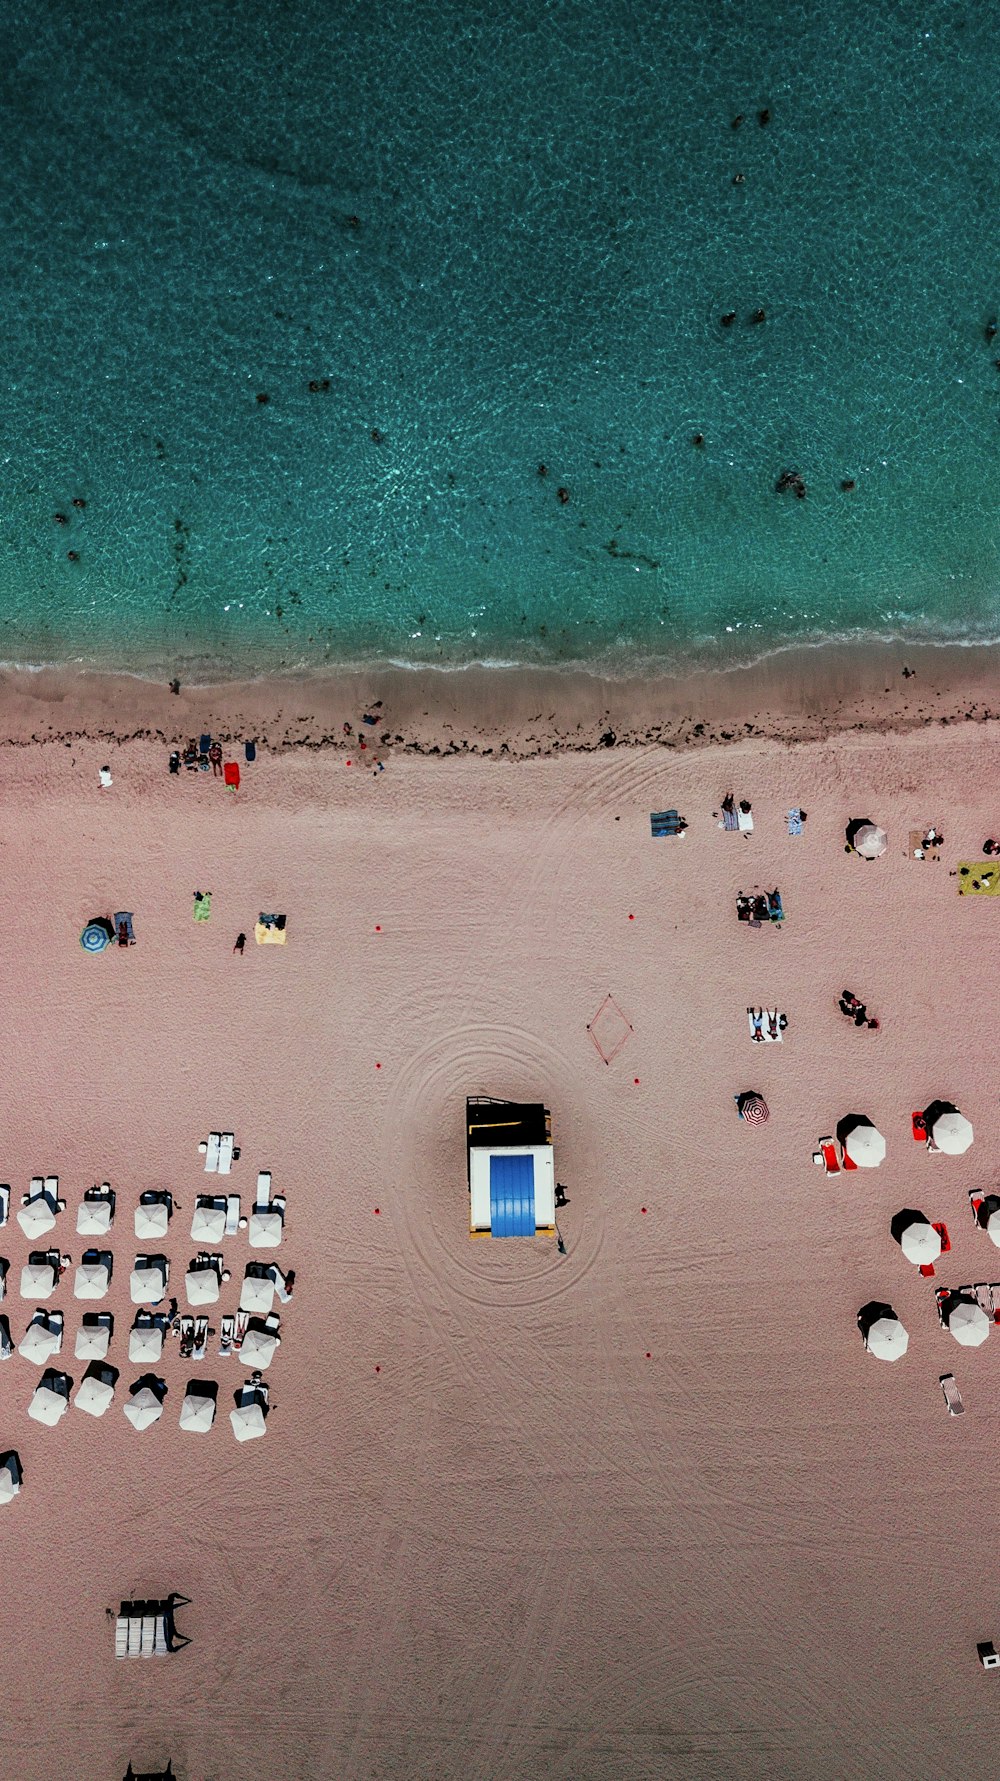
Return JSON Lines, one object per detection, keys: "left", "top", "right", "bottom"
{"left": 466, "top": 1097, "right": 550, "bottom": 1148}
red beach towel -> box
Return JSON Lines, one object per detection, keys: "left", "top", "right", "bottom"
{"left": 224, "top": 762, "right": 240, "bottom": 790}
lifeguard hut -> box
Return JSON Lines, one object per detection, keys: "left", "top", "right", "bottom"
{"left": 467, "top": 1097, "right": 556, "bottom": 1238}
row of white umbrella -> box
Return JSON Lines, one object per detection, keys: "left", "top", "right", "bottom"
{"left": 837, "top": 1104, "right": 973, "bottom": 1169}
{"left": 12, "top": 1314, "right": 278, "bottom": 1370}
{"left": 27, "top": 1376, "right": 267, "bottom": 1440}
{"left": 861, "top": 1293, "right": 993, "bottom": 1361}
{"left": 18, "top": 1258, "right": 282, "bottom": 1314}
{"left": 19, "top": 1192, "right": 283, "bottom": 1247}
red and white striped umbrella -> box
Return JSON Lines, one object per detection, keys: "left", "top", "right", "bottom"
{"left": 738, "top": 1092, "right": 769, "bottom": 1124}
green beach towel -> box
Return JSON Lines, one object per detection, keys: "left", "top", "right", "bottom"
{"left": 193, "top": 891, "right": 212, "bottom": 921}
{"left": 957, "top": 863, "right": 1000, "bottom": 896}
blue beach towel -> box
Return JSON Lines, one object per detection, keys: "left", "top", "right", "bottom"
{"left": 244, "top": 740, "right": 256, "bottom": 763}
{"left": 787, "top": 808, "right": 803, "bottom": 836}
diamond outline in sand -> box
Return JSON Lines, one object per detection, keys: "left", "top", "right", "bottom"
{"left": 587, "top": 993, "right": 634, "bottom": 1065}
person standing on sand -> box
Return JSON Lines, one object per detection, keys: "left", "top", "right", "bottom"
{"left": 209, "top": 741, "right": 223, "bottom": 777}
{"left": 234, "top": 932, "right": 246, "bottom": 955}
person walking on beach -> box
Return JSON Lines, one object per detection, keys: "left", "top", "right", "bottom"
{"left": 233, "top": 932, "right": 246, "bottom": 955}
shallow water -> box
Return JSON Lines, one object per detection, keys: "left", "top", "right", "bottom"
{"left": 2, "top": 0, "right": 999, "bottom": 678}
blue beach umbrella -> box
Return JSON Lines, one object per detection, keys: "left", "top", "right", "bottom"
{"left": 80, "top": 922, "right": 111, "bottom": 953}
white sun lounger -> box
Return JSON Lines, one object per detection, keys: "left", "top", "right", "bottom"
{"left": 0, "top": 1185, "right": 8, "bottom": 1226}
{"left": 940, "top": 1373, "right": 965, "bottom": 1415}
{"left": 975, "top": 1283, "right": 993, "bottom": 1317}
{"left": 225, "top": 1194, "right": 241, "bottom": 1235}
{"left": 255, "top": 1171, "right": 272, "bottom": 1209}
{"left": 217, "top": 1133, "right": 235, "bottom": 1176}
{"left": 44, "top": 1176, "right": 58, "bottom": 1199}
{"left": 204, "top": 1133, "right": 221, "bottom": 1173}
{"left": 29, "top": 1177, "right": 43, "bottom": 1195}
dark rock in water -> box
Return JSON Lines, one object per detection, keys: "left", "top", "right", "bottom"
{"left": 720, "top": 311, "right": 737, "bottom": 328}
{"left": 557, "top": 486, "right": 570, "bottom": 504}
{"left": 841, "top": 478, "right": 856, "bottom": 491}
{"left": 731, "top": 114, "right": 744, "bottom": 129}
{"left": 758, "top": 107, "right": 770, "bottom": 126}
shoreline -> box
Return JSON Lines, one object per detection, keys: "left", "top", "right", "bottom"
{"left": 2, "top": 634, "right": 1000, "bottom": 755}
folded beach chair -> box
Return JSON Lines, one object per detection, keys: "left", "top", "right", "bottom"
{"left": 787, "top": 808, "right": 803, "bottom": 836}
{"left": 818, "top": 1136, "right": 840, "bottom": 1175}
{"left": 217, "top": 1132, "right": 234, "bottom": 1176}
{"left": 940, "top": 1373, "right": 965, "bottom": 1416}
{"left": 203, "top": 1133, "right": 221, "bottom": 1174}
{"left": 650, "top": 810, "right": 684, "bottom": 838}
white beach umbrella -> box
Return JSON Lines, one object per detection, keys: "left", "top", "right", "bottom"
{"left": 74, "top": 1262, "right": 110, "bottom": 1301}
{"left": 185, "top": 1266, "right": 220, "bottom": 1306}
{"left": 248, "top": 1210, "right": 282, "bottom": 1249}
{"left": 899, "top": 1220, "right": 941, "bottom": 1265}
{"left": 843, "top": 1121, "right": 886, "bottom": 1169}
{"left": 932, "top": 1110, "right": 973, "bottom": 1155}
{"left": 75, "top": 1323, "right": 110, "bottom": 1361}
{"left": 28, "top": 1383, "right": 68, "bottom": 1426}
{"left": 179, "top": 1391, "right": 216, "bottom": 1433}
{"left": 854, "top": 823, "right": 888, "bottom": 858}
{"left": 20, "top": 1263, "right": 57, "bottom": 1300}
{"left": 18, "top": 1321, "right": 61, "bottom": 1364}
{"left": 134, "top": 1201, "right": 170, "bottom": 1240}
{"left": 865, "top": 1313, "right": 909, "bottom": 1361}
{"left": 230, "top": 1401, "right": 267, "bottom": 1442}
{"left": 191, "top": 1202, "right": 227, "bottom": 1243}
{"left": 984, "top": 1207, "right": 1000, "bottom": 1250}
{"left": 948, "top": 1300, "right": 990, "bottom": 1347}
{"left": 238, "top": 1328, "right": 278, "bottom": 1369}
{"left": 239, "top": 1274, "right": 275, "bottom": 1316}
{"left": 0, "top": 1458, "right": 21, "bottom": 1503}
{"left": 75, "top": 1375, "right": 114, "bottom": 1418}
{"left": 123, "top": 1387, "right": 163, "bottom": 1431}
{"left": 17, "top": 1197, "right": 56, "bottom": 1239}
{"left": 130, "top": 1265, "right": 166, "bottom": 1305}
{"left": 128, "top": 1325, "right": 164, "bottom": 1363}
{"left": 77, "top": 1200, "right": 112, "bottom": 1237}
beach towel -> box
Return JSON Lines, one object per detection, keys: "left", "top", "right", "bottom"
{"left": 193, "top": 892, "right": 212, "bottom": 922}
{"left": 224, "top": 762, "right": 240, "bottom": 790}
{"left": 244, "top": 740, "right": 256, "bottom": 763}
{"left": 787, "top": 808, "right": 803, "bottom": 836}
{"left": 721, "top": 808, "right": 739, "bottom": 831}
{"left": 909, "top": 829, "right": 942, "bottom": 861}
{"left": 737, "top": 808, "right": 754, "bottom": 833}
{"left": 650, "top": 809, "right": 683, "bottom": 837}
{"left": 958, "top": 862, "right": 1000, "bottom": 894}
{"left": 199, "top": 734, "right": 211, "bottom": 754}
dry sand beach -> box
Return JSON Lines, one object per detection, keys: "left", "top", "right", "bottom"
{"left": 5, "top": 668, "right": 1000, "bottom": 1779}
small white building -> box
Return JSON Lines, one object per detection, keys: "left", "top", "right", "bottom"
{"left": 467, "top": 1097, "right": 556, "bottom": 1238}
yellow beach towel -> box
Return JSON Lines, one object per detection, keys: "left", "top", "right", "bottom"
{"left": 957, "top": 863, "right": 1000, "bottom": 896}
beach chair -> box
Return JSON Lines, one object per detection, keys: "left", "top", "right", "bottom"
{"left": 203, "top": 1133, "right": 221, "bottom": 1173}
{"left": 911, "top": 1111, "right": 927, "bottom": 1142}
{"left": 255, "top": 1171, "right": 272, "bottom": 1209}
{"left": 217, "top": 1133, "right": 234, "bottom": 1175}
{"left": 650, "top": 809, "right": 684, "bottom": 838}
{"left": 975, "top": 1283, "right": 993, "bottom": 1317}
{"left": 934, "top": 1220, "right": 951, "bottom": 1253}
{"left": 818, "top": 1136, "right": 840, "bottom": 1175}
{"left": 940, "top": 1374, "right": 965, "bottom": 1416}
{"left": 225, "top": 1194, "right": 241, "bottom": 1234}
{"left": 179, "top": 1317, "right": 195, "bottom": 1360}
{"left": 989, "top": 1284, "right": 1000, "bottom": 1322}
{"left": 192, "top": 1316, "right": 209, "bottom": 1361}
{"left": 113, "top": 912, "right": 136, "bottom": 946}
{"left": 218, "top": 1313, "right": 235, "bottom": 1356}
{"left": 0, "top": 1185, "right": 8, "bottom": 1227}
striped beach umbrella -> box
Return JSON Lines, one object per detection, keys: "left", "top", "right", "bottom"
{"left": 80, "top": 922, "right": 111, "bottom": 953}
{"left": 737, "top": 1092, "right": 769, "bottom": 1124}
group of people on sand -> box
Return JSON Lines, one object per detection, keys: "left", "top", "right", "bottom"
{"left": 839, "top": 990, "right": 879, "bottom": 1031}
{"left": 343, "top": 700, "right": 388, "bottom": 776}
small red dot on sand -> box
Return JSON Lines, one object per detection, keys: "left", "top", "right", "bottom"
{"left": 628, "top": 913, "right": 635, "bottom": 920}
{"left": 634, "top": 1078, "right": 640, "bottom": 1085}
{"left": 375, "top": 1062, "right": 382, "bottom": 1069}
{"left": 375, "top": 924, "right": 381, "bottom": 931}
{"left": 346, "top": 759, "right": 353, "bottom": 766}
{"left": 374, "top": 1207, "right": 380, "bottom": 1215}
{"left": 375, "top": 1365, "right": 381, "bottom": 1373}
{"left": 645, "top": 1352, "right": 651, "bottom": 1359}
{"left": 641, "top": 1206, "right": 647, "bottom": 1214}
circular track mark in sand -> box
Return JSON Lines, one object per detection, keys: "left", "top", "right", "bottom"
{"left": 381, "top": 1020, "right": 606, "bottom": 1318}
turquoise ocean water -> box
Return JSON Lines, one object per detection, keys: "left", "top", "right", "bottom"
{"left": 2, "top": 0, "right": 999, "bottom": 679}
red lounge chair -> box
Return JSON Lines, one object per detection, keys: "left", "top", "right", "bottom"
{"left": 971, "top": 1194, "right": 983, "bottom": 1226}
{"left": 919, "top": 1262, "right": 936, "bottom": 1279}
{"left": 224, "top": 762, "right": 240, "bottom": 790}
{"left": 819, "top": 1137, "right": 840, "bottom": 1174}
{"left": 841, "top": 1149, "right": 858, "bottom": 1171}
{"left": 933, "top": 1221, "right": 951, "bottom": 1253}
{"left": 912, "top": 1111, "right": 926, "bottom": 1142}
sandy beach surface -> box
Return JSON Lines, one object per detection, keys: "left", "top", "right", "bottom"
{"left": 5, "top": 689, "right": 1000, "bottom": 1779}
